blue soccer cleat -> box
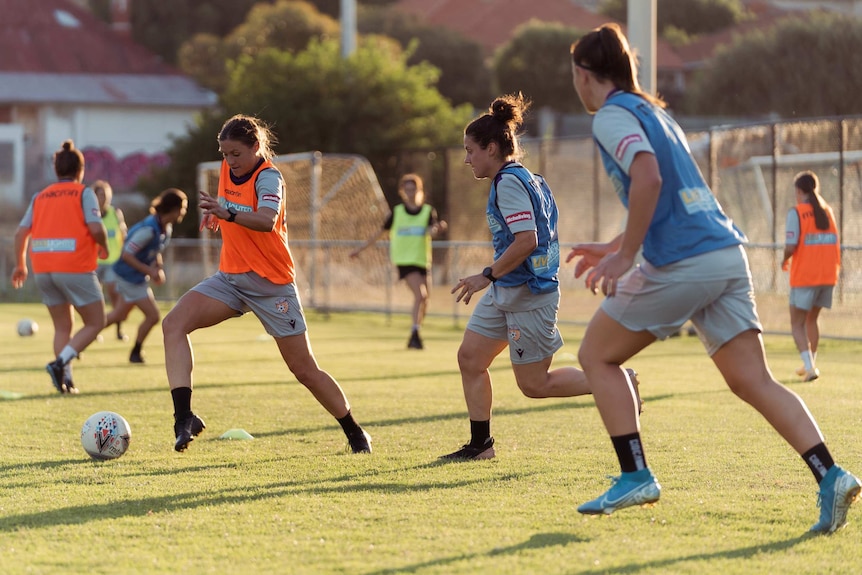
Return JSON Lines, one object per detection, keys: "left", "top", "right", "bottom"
{"left": 578, "top": 468, "right": 661, "bottom": 515}
{"left": 810, "top": 465, "right": 861, "bottom": 534}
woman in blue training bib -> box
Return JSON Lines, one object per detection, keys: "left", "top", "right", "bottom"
{"left": 567, "top": 23, "right": 858, "bottom": 532}
{"left": 441, "top": 93, "right": 639, "bottom": 461}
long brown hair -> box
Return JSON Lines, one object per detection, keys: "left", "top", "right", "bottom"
{"left": 570, "top": 23, "right": 666, "bottom": 109}
{"left": 794, "top": 170, "right": 830, "bottom": 230}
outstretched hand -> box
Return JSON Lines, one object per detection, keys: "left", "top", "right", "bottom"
{"left": 451, "top": 273, "right": 491, "bottom": 305}
{"left": 567, "top": 243, "right": 633, "bottom": 297}
{"left": 566, "top": 242, "right": 612, "bottom": 279}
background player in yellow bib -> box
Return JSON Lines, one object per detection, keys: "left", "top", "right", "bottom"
{"left": 351, "top": 173, "right": 447, "bottom": 349}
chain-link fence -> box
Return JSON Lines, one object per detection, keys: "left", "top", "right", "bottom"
{"left": 3, "top": 117, "right": 861, "bottom": 339}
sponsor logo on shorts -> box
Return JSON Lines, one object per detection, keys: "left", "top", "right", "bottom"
{"left": 615, "top": 134, "right": 643, "bottom": 161}
{"left": 505, "top": 211, "right": 532, "bottom": 225}
{"left": 275, "top": 298, "right": 290, "bottom": 314}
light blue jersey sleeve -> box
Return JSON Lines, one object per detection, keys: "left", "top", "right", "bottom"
{"left": 785, "top": 208, "right": 800, "bottom": 246}
{"left": 82, "top": 187, "right": 103, "bottom": 224}
{"left": 18, "top": 195, "right": 36, "bottom": 228}
{"left": 593, "top": 105, "right": 654, "bottom": 174}
{"left": 256, "top": 168, "right": 283, "bottom": 213}
{"left": 496, "top": 173, "right": 537, "bottom": 234}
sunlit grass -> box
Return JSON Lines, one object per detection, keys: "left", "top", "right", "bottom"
{"left": 1, "top": 303, "right": 861, "bottom": 574}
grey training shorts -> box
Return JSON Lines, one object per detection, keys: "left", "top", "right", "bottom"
{"left": 35, "top": 271, "right": 104, "bottom": 308}
{"left": 191, "top": 271, "right": 308, "bottom": 338}
{"left": 601, "top": 245, "right": 762, "bottom": 356}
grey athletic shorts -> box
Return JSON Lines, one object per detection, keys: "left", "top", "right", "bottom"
{"left": 116, "top": 276, "right": 153, "bottom": 304}
{"left": 191, "top": 271, "right": 307, "bottom": 338}
{"left": 96, "top": 263, "right": 118, "bottom": 284}
{"left": 35, "top": 271, "right": 104, "bottom": 307}
{"left": 789, "top": 285, "right": 834, "bottom": 311}
{"left": 601, "top": 245, "right": 762, "bottom": 356}
{"left": 466, "top": 288, "right": 563, "bottom": 365}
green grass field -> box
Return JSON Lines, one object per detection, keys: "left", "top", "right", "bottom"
{"left": 1, "top": 302, "right": 861, "bottom": 575}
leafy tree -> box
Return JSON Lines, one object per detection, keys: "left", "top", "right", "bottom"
{"left": 179, "top": 1, "right": 339, "bottom": 93}
{"left": 221, "top": 36, "right": 471, "bottom": 159}
{"left": 139, "top": 36, "right": 472, "bottom": 233}
{"left": 599, "top": 0, "right": 749, "bottom": 37}
{"left": 358, "top": 6, "right": 491, "bottom": 107}
{"left": 686, "top": 12, "right": 862, "bottom": 117}
{"left": 129, "top": 0, "right": 258, "bottom": 65}
{"left": 493, "top": 21, "right": 587, "bottom": 114}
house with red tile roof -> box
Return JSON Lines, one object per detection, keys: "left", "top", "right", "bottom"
{"left": 0, "top": 0, "right": 215, "bottom": 208}
{"left": 393, "top": 0, "right": 685, "bottom": 109}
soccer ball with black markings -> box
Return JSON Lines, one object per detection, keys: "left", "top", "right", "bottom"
{"left": 81, "top": 411, "right": 131, "bottom": 460}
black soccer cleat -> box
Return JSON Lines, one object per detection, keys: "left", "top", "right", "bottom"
{"left": 348, "top": 429, "right": 373, "bottom": 454}
{"left": 440, "top": 437, "right": 496, "bottom": 460}
{"left": 46, "top": 359, "right": 66, "bottom": 393}
{"left": 174, "top": 413, "right": 207, "bottom": 452}
{"left": 407, "top": 330, "right": 424, "bottom": 350}
{"left": 129, "top": 350, "right": 145, "bottom": 364}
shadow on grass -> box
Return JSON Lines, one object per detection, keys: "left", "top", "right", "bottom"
{"left": 569, "top": 533, "right": 814, "bottom": 575}
{"left": 362, "top": 532, "right": 588, "bottom": 575}
{"left": 0, "top": 467, "right": 531, "bottom": 532}
{"left": 360, "top": 531, "right": 814, "bottom": 575}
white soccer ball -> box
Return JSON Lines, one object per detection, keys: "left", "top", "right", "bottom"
{"left": 81, "top": 411, "right": 132, "bottom": 460}
{"left": 17, "top": 319, "right": 38, "bottom": 336}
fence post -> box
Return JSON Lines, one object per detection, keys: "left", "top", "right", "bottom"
{"left": 309, "top": 151, "right": 322, "bottom": 307}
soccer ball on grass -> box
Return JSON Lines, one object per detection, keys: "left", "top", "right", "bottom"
{"left": 17, "top": 319, "right": 38, "bottom": 336}
{"left": 81, "top": 411, "right": 131, "bottom": 460}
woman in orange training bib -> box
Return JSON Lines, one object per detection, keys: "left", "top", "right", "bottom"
{"left": 161, "top": 114, "right": 371, "bottom": 455}
{"left": 781, "top": 170, "right": 840, "bottom": 382}
{"left": 12, "top": 140, "right": 109, "bottom": 394}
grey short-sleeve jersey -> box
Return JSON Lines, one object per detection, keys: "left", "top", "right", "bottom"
{"left": 593, "top": 105, "right": 655, "bottom": 173}
{"left": 256, "top": 168, "right": 283, "bottom": 212}
{"left": 496, "top": 173, "right": 536, "bottom": 234}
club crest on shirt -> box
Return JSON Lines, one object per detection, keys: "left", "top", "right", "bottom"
{"left": 275, "top": 297, "right": 290, "bottom": 314}
{"left": 508, "top": 325, "right": 521, "bottom": 342}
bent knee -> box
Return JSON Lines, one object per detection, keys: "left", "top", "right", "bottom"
{"left": 516, "top": 380, "right": 545, "bottom": 398}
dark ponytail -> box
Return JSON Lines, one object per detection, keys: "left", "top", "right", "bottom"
{"left": 571, "top": 23, "right": 666, "bottom": 109}
{"left": 794, "top": 171, "right": 830, "bottom": 230}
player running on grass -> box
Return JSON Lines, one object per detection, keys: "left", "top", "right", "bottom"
{"left": 567, "top": 23, "right": 859, "bottom": 532}
{"left": 161, "top": 114, "right": 372, "bottom": 455}
{"left": 441, "top": 93, "right": 640, "bottom": 461}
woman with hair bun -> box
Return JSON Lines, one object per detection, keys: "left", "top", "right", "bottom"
{"left": 567, "top": 23, "right": 858, "bottom": 532}
{"left": 11, "top": 139, "right": 109, "bottom": 393}
{"left": 441, "top": 94, "right": 639, "bottom": 460}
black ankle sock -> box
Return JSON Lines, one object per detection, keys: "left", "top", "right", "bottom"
{"left": 611, "top": 432, "right": 647, "bottom": 473}
{"left": 802, "top": 443, "right": 835, "bottom": 483}
{"left": 171, "top": 387, "right": 193, "bottom": 421}
{"left": 132, "top": 342, "right": 142, "bottom": 355}
{"left": 337, "top": 410, "right": 362, "bottom": 436}
{"left": 470, "top": 420, "right": 491, "bottom": 446}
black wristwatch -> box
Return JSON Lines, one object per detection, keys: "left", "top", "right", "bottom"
{"left": 482, "top": 266, "right": 497, "bottom": 283}
{"left": 226, "top": 207, "right": 237, "bottom": 222}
